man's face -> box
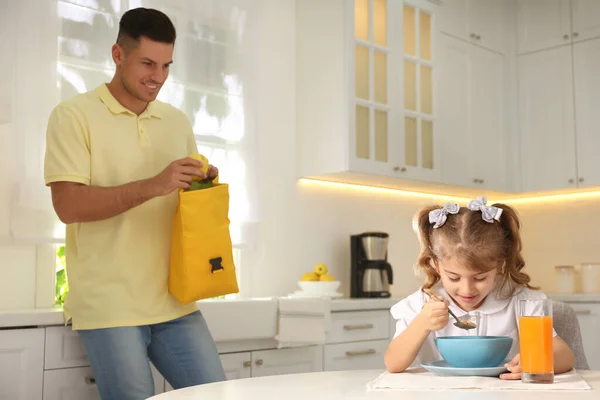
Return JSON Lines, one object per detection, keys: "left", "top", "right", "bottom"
{"left": 115, "top": 36, "right": 173, "bottom": 103}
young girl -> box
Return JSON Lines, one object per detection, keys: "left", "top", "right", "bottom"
{"left": 384, "top": 197, "right": 575, "bottom": 379}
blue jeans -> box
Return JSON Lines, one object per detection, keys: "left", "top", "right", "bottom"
{"left": 78, "top": 310, "right": 226, "bottom": 400}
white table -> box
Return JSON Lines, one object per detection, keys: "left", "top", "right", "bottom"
{"left": 148, "top": 370, "right": 600, "bottom": 400}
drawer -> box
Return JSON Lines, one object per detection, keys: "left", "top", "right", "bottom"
{"left": 45, "top": 326, "right": 89, "bottom": 369}
{"left": 323, "top": 339, "right": 388, "bottom": 371}
{"left": 43, "top": 367, "right": 100, "bottom": 400}
{"left": 326, "top": 310, "right": 389, "bottom": 344}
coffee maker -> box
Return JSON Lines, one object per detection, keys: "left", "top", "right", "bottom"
{"left": 350, "top": 232, "right": 393, "bottom": 298}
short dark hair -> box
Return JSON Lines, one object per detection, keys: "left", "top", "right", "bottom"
{"left": 117, "top": 7, "right": 176, "bottom": 48}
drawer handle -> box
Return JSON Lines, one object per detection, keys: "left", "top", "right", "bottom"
{"left": 84, "top": 376, "right": 96, "bottom": 385}
{"left": 346, "top": 349, "right": 377, "bottom": 357}
{"left": 255, "top": 359, "right": 264, "bottom": 366}
{"left": 343, "top": 323, "right": 374, "bottom": 331}
{"left": 243, "top": 361, "right": 251, "bottom": 368}
{"left": 575, "top": 309, "right": 591, "bottom": 315}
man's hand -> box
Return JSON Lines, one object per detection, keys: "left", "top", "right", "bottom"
{"left": 148, "top": 157, "right": 206, "bottom": 196}
{"left": 500, "top": 353, "right": 521, "bottom": 380}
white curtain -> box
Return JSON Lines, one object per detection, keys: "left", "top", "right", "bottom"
{"left": 1, "top": 0, "right": 260, "bottom": 248}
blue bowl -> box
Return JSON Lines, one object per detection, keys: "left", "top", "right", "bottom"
{"left": 435, "top": 336, "right": 513, "bottom": 368}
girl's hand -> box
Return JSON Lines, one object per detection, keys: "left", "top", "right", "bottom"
{"left": 500, "top": 353, "right": 522, "bottom": 380}
{"left": 419, "top": 298, "right": 450, "bottom": 331}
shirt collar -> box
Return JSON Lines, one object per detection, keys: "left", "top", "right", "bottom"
{"left": 433, "top": 284, "right": 510, "bottom": 317}
{"left": 96, "top": 83, "right": 163, "bottom": 119}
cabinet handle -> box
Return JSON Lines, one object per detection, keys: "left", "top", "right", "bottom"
{"left": 579, "top": 177, "right": 584, "bottom": 183}
{"left": 569, "top": 178, "right": 575, "bottom": 184}
{"left": 563, "top": 34, "right": 570, "bottom": 40}
{"left": 475, "top": 34, "right": 481, "bottom": 40}
{"left": 255, "top": 359, "right": 264, "bottom": 366}
{"left": 470, "top": 33, "right": 476, "bottom": 39}
{"left": 84, "top": 377, "right": 96, "bottom": 385}
{"left": 573, "top": 32, "right": 579, "bottom": 38}
{"left": 575, "top": 309, "right": 591, "bottom": 315}
{"left": 393, "top": 166, "right": 407, "bottom": 173}
{"left": 343, "top": 323, "right": 374, "bottom": 330}
{"left": 473, "top": 178, "right": 484, "bottom": 184}
{"left": 345, "top": 349, "right": 377, "bottom": 357}
{"left": 243, "top": 361, "right": 251, "bottom": 368}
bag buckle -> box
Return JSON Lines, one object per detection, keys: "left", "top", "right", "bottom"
{"left": 210, "top": 257, "right": 224, "bottom": 273}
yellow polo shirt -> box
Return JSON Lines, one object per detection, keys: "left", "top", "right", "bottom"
{"left": 44, "top": 84, "right": 199, "bottom": 330}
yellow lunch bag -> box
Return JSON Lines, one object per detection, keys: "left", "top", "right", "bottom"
{"left": 168, "top": 181, "right": 239, "bottom": 304}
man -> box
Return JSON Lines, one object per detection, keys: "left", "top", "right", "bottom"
{"left": 44, "top": 8, "right": 226, "bottom": 400}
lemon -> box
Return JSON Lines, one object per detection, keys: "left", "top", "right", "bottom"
{"left": 319, "top": 273, "right": 335, "bottom": 282}
{"left": 313, "top": 263, "right": 328, "bottom": 276}
{"left": 300, "top": 272, "right": 320, "bottom": 282}
{"left": 190, "top": 153, "right": 209, "bottom": 181}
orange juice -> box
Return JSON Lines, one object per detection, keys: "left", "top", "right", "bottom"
{"left": 519, "top": 316, "right": 553, "bottom": 374}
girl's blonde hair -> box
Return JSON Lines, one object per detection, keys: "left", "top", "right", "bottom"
{"left": 414, "top": 202, "right": 536, "bottom": 298}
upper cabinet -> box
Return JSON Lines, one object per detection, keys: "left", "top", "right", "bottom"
{"left": 438, "top": 34, "right": 507, "bottom": 191}
{"left": 571, "top": 0, "right": 600, "bottom": 42}
{"left": 297, "top": 0, "right": 443, "bottom": 188}
{"left": 439, "top": 0, "right": 509, "bottom": 54}
{"left": 517, "top": 0, "right": 600, "bottom": 54}
{"left": 517, "top": 46, "right": 578, "bottom": 192}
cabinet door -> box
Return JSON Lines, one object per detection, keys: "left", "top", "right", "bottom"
{"left": 518, "top": 46, "right": 577, "bottom": 191}
{"left": 470, "top": 44, "right": 507, "bottom": 191}
{"left": 570, "top": 303, "right": 600, "bottom": 370}
{"left": 43, "top": 368, "right": 100, "bottom": 400}
{"left": 468, "top": 0, "right": 508, "bottom": 54}
{"left": 571, "top": 0, "right": 600, "bottom": 42}
{"left": 438, "top": 34, "right": 473, "bottom": 188}
{"left": 164, "top": 352, "right": 251, "bottom": 392}
{"left": 251, "top": 346, "right": 322, "bottom": 377}
{"left": 323, "top": 339, "right": 388, "bottom": 371}
{"left": 517, "top": 0, "right": 571, "bottom": 54}
{"left": 0, "top": 328, "right": 44, "bottom": 400}
{"left": 439, "top": 0, "right": 507, "bottom": 54}
{"left": 573, "top": 38, "right": 600, "bottom": 188}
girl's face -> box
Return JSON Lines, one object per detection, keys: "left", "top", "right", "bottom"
{"left": 436, "top": 257, "right": 499, "bottom": 312}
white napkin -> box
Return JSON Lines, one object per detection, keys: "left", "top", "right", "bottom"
{"left": 367, "top": 368, "right": 591, "bottom": 391}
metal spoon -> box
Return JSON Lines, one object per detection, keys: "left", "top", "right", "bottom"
{"left": 423, "top": 289, "right": 477, "bottom": 330}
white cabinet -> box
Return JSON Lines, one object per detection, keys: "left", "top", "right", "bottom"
{"left": 327, "top": 310, "right": 390, "bottom": 344}
{"left": 296, "top": 0, "right": 443, "bottom": 189}
{"left": 569, "top": 303, "right": 600, "bottom": 370}
{"left": 42, "top": 367, "right": 100, "bottom": 400}
{"left": 324, "top": 339, "right": 388, "bottom": 371}
{"left": 570, "top": 0, "right": 600, "bottom": 43}
{"left": 165, "top": 347, "right": 323, "bottom": 391}
{"left": 0, "top": 328, "right": 45, "bottom": 400}
{"left": 517, "top": 46, "right": 577, "bottom": 192}
{"left": 573, "top": 38, "right": 600, "bottom": 188}
{"left": 517, "top": 0, "right": 571, "bottom": 54}
{"left": 517, "top": 0, "right": 600, "bottom": 54}
{"left": 438, "top": 34, "right": 507, "bottom": 191}
{"left": 251, "top": 346, "right": 323, "bottom": 377}
{"left": 438, "top": 0, "right": 508, "bottom": 54}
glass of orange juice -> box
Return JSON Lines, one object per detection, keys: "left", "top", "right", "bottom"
{"left": 518, "top": 299, "right": 554, "bottom": 383}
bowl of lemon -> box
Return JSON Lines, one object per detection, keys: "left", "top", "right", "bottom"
{"left": 297, "top": 264, "right": 341, "bottom": 297}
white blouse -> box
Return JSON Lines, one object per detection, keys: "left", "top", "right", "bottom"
{"left": 390, "top": 285, "right": 557, "bottom": 367}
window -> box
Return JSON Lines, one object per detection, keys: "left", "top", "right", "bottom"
{"left": 52, "top": 1, "right": 257, "bottom": 303}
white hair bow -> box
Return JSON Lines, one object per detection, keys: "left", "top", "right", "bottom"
{"left": 467, "top": 196, "right": 503, "bottom": 223}
{"left": 428, "top": 202, "right": 460, "bottom": 229}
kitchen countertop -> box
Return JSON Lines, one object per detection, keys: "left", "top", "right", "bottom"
{"left": 0, "top": 296, "right": 400, "bottom": 329}
{"left": 548, "top": 293, "right": 600, "bottom": 303}
{"left": 148, "top": 369, "right": 600, "bottom": 400}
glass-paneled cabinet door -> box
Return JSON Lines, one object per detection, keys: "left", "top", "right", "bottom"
{"left": 400, "top": 0, "right": 440, "bottom": 181}
{"left": 351, "top": 0, "right": 400, "bottom": 176}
